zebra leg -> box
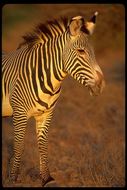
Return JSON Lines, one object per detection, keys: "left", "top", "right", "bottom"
{"left": 9, "top": 109, "right": 27, "bottom": 183}
{"left": 35, "top": 111, "right": 54, "bottom": 186}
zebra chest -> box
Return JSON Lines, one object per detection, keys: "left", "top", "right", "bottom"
{"left": 28, "top": 91, "right": 60, "bottom": 119}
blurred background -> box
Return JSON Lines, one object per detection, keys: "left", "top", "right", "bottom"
{"left": 2, "top": 4, "right": 125, "bottom": 187}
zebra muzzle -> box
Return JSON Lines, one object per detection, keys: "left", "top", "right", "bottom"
{"left": 88, "top": 78, "right": 105, "bottom": 96}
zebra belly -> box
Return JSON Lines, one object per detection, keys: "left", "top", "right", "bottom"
{"left": 2, "top": 95, "right": 13, "bottom": 116}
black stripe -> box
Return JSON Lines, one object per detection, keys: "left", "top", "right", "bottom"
{"left": 43, "top": 47, "right": 54, "bottom": 91}
{"left": 40, "top": 46, "right": 54, "bottom": 95}
{"left": 25, "top": 50, "right": 36, "bottom": 107}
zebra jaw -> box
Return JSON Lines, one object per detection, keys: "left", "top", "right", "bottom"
{"left": 76, "top": 74, "right": 86, "bottom": 85}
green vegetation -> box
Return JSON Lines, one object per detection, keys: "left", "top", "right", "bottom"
{"left": 2, "top": 4, "right": 41, "bottom": 38}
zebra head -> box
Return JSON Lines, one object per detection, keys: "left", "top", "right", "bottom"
{"left": 63, "top": 12, "right": 105, "bottom": 96}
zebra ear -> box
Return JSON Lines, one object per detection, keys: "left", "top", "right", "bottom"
{"left": 69, "top": 16, "right": 84, "bottom": 36}
{"left": 84, "top": 11, "right": 98, "bottom": 35}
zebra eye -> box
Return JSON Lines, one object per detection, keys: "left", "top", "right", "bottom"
{"left": 77, "top": 49, "right": 85, "bottom": 55}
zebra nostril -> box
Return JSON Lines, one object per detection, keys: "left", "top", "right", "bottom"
{"left": 96, "top": 70, "right": 104, "bottom": 85}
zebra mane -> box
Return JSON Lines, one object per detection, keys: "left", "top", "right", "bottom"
{"left": 17, "top": 17, "right": 69, "bottom": 49}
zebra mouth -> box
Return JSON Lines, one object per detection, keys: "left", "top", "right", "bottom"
{"left": 87, "top": 80, "right": 105, "bottom": 96}
{"left": 88, "top": 86, "right": 100, "bottom": 96}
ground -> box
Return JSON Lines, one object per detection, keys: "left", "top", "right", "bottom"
{"left": 2, "top": 4, "right": 125, "bottom": 187}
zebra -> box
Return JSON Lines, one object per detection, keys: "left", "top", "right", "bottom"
{"left": 2, "top": 12, "right": 105, "bottom": 186}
